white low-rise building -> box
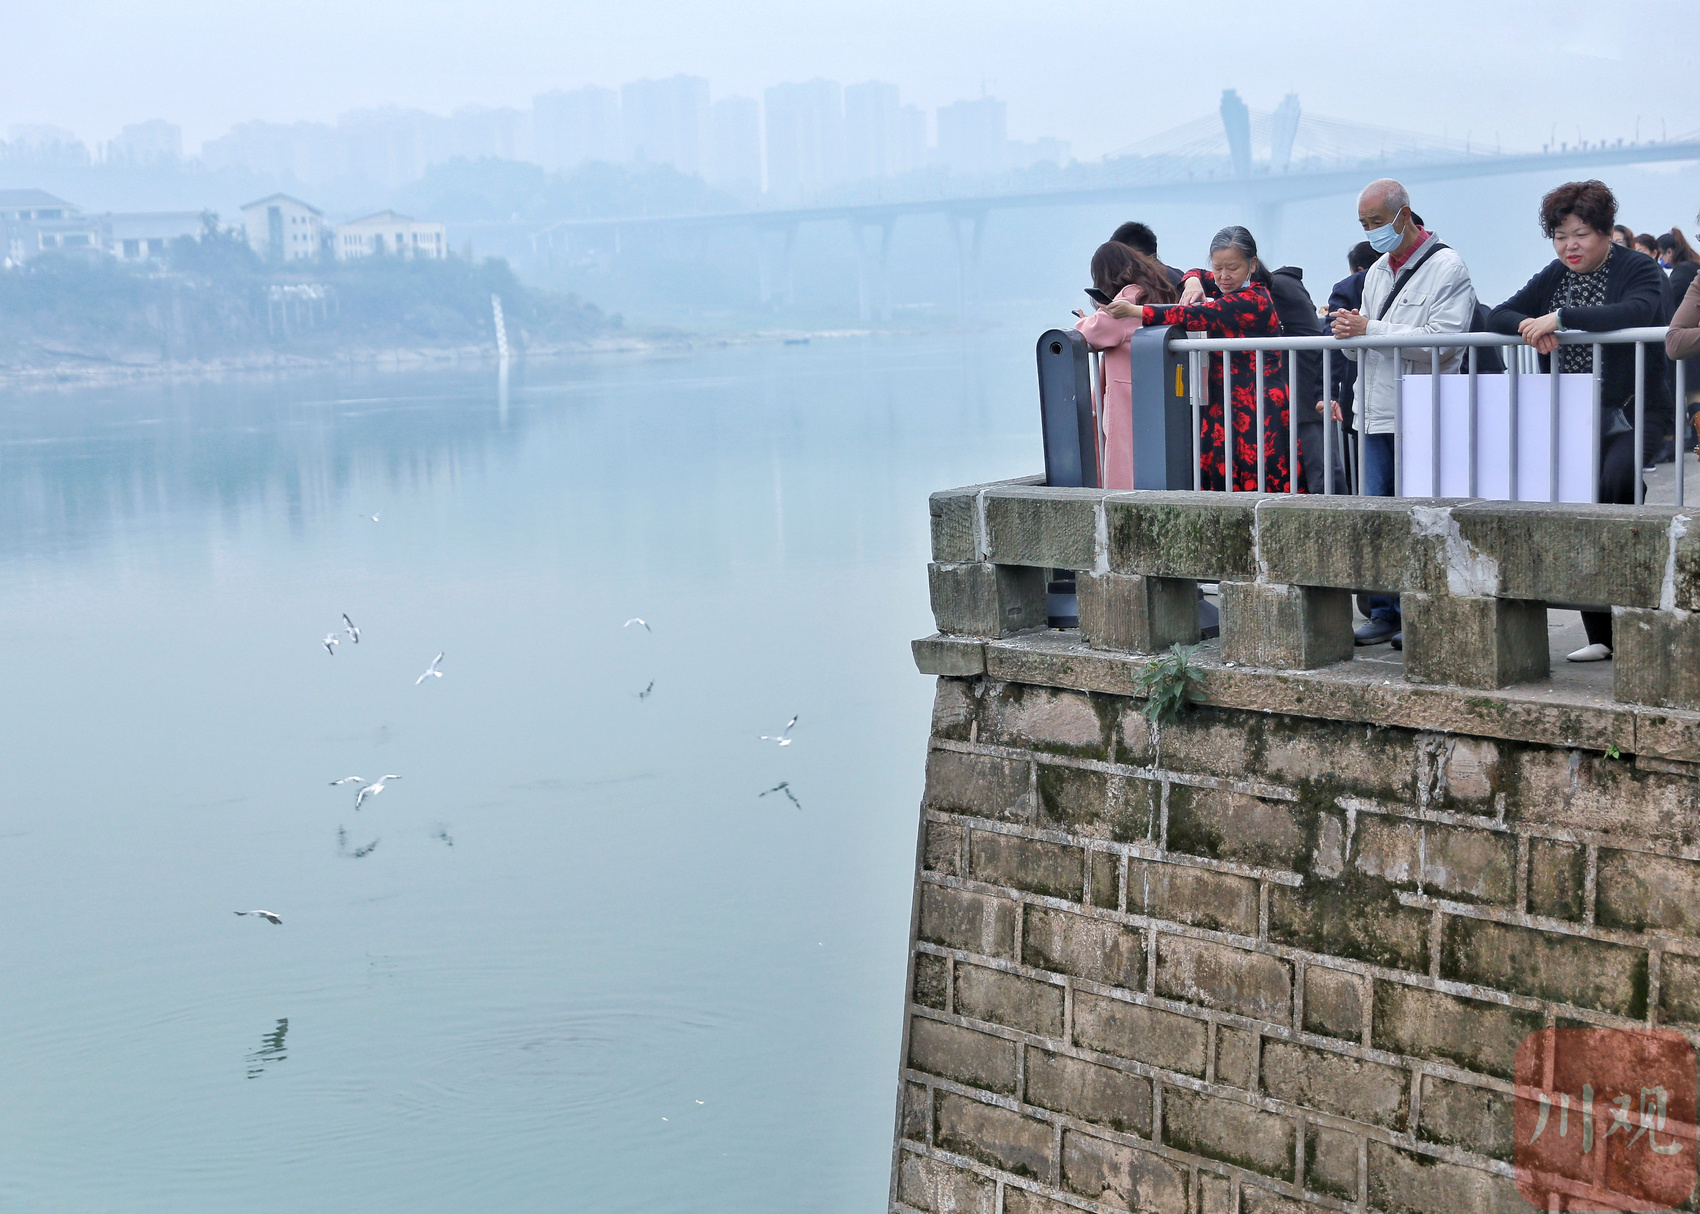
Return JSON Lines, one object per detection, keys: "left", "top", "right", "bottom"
{"left": 0, "top": 189, "right": 104, "bottom": 264}
{"left": 240, "top": 193, "right": 326, "bottom": 262}
{"left": 105, "top": 211, "right": 204, "bottom": 261}
{"left": 334, "top": 211, "right": 446, "bottom": 260}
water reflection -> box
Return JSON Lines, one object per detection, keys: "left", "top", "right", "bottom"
{"left": 759, "top": 781, "right": 802, "bottom": 809}
{"left": 335, "top": 826, "right": 379, "bottom": 859}
{"left": 245, "top": 1018, "right": 289, "bottom": 1079}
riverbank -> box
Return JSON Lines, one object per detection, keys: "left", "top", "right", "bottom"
{"left": 0, "top": 327, "right": 892, "bottom": 390}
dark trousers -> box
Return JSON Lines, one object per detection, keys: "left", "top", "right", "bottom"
{"left": 1362, "top": 434, "right": 1400, "bottom": 624}
{"left": 1296, "top": 418, "right": 1350, "bottom": 494}
{"left": 1582, "top": 430, "right": 1642, "bottom": 648}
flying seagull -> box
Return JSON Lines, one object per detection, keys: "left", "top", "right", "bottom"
{"left": 354, "top": 775, "right": 402, "bottom": 811}
{"left": 759, "top": 716, "right": 798, "bottom": 746}
{"left": 322, "top": 633, "right": 339, "bottom": 655}
{"left": 363, "top": 512, "right": 381, "bottom": 523}
{"left": 342, "top": 613, "right": 360, "bottom": 644}
{"left": 760, "top": 781, "right": 801, "bottom": 808}
{"left": 234, "top": 910, "right": 283, "bottom": 925}
{"left": 416, "top": 653, "right": 444, "bottom": 684}
{"left": 624, "top": 618, "right": 651, "bottom": 632}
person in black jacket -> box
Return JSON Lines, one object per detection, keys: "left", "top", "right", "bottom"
{"left": 1112, "top": 221, "right": 1187, "bottom": 289}
{"left": 1323, "top": 241, "right": 1377, "bottom": 440}
{"left": 1256, "top": 262, "right": 1337, "bottom": 492}
{"left": 1489, "top": 179, "right": 1673, "bottom": 663}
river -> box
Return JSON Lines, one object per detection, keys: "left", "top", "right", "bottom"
{"left": 0, "top": 333, "right": 1038, "bottom": 1212}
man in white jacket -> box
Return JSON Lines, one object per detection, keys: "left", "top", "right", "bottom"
{"left": 1330, "top": 178, "right": 1478, "bottom": 647}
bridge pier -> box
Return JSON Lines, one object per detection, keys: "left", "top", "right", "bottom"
{"left": 949, "top": 209, "right": 987, "bottom": 319}
{"left": 850, "top": 218, "right": 900, "bottom": 324}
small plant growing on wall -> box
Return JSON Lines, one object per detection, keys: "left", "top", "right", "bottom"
{"left": 1134, "top": 642, "right": 1204, "bottom": 726}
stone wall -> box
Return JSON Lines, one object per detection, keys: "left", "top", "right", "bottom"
{"left": 892, "top": 653, "right": 1700, "bottom": 1214}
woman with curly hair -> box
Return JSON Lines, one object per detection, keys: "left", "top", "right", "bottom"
{"left": 1489, "top": 179, "right": 1673, "bottom": 662}
{"left": 1108, "top": 225, "right": 1294, "bottom": 491}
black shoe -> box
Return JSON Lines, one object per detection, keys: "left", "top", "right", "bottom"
{"left": 1390, "top": 631, "right": 1402, "bottom": 651}
{"left": 1354, "top": 619, "right": 1398, "bottom": 646}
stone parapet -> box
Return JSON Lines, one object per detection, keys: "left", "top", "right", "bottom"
{"left": 924, "top": 480, "right": 1700, "bottom": 705}
{"left": 891, "top": 657, "right": 1700, "bottom": 1214}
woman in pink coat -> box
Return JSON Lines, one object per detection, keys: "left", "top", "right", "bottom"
{"left": 1075, "top": 242, "right": 1179, "bottom": 488}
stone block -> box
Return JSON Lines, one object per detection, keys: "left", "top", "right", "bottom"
{"left": 1024, "top": 1049, "right": 1153, "bottom": 1136}
{"left": 1260, "top": 1039, "right": 1409, "bottom": 1129}
{"left": 1105, "top": 492, "right": 1260, "bottom": 580}
{"left": 1002, "top": 1188, "right": 1078, "bottom": 1214}
{"left": 1371, "top": 983, "right": 1543, "bottom": 1080}
{"left": 1243, "top": 1190, "right": 1337, "bottom": 1214}
{"left": 1616, "top": 607, "right": 1700, "bottom": 709}
{"left": 908, "top": 1017, "right": 1019, "bottom": 1094}
{"left": 1060, "top": 1129, "right": 1188, "bottom": 1211}
{"left": 1155, "top": 936, "right": 1293, "bottom": 1025}
{"left": 983, "top": 486, "right": 1101, "bottom": 570}
{"left": 1036, "top": 765, "right": 1112, "bottom": 834}
{"left": 1109, "top": 778, "right": 1160, "bottom": 845}
{"left": 934, "top": 1091, "right": 1054, "bottom": 1181}
{"left": 1528, "top": 838, "right": 1585, "bottom": 921}
{"left": 923, "top": 749, "right": 1031, "bottom": 821}
{"left": 1167, "top": 785, "right": 1312, "bottom": 872}
{"left": 1022, "top": 907, "right": 1146, "bottom": 990}
{"left": 954, "top": 964, "right": 1064, "bottom": 1037}
{"left": 969, "top": 832, "right": 1085, "bottom": 901}
{"left": 1597, "top": 849, "right": 1700, "bottom": 936}
{"left": 1503, "top": 745, "right": 1700, "bottom": 846}
{"left": 1302, "top": 966, "right": 1366, "bottom": 1041}
{"left": 1350, "top": 814, "right": 1421, "bottom": 886}
{"left": 930, "top": 561, "right": 1048, "bottom": 637}
{"left": 1402, "top": 594, "right": 1549, "bottom": 689}
{"left": 1220, "top": 581, "right": 1354, "bottom": 671}
{"left": 923, "top": 821, "right": 964, "bottom": 877}
{"left": 898, "top": 1152, "right": 996, "bottom": 1214}
{"left": 1422, "top": 825, "right": 1517, "bottom": 904}
{"left": 1657, "top": 952, "right": 1700, "bottom": 1027}
{"left": 1259, "top": 716, "right": 1419, "bottom": 802}
{"left": 1437, "top": 736, "right": 1501, "bottom": 807}
{"left": 1215, "top": 1025, "right": 1258, "bottom": 1090}
{"left": 1451, "top": 499, "right": 1675, "bottom": 610}
{"left": 1441, "top": 916, "right": 1648, "bottom": 1017}
{"left": 1418, "top": 1074, "right": 1515, "bottom": 1161}
{"left": 1306, "top": 1124, "right": 1359, "bottom": 1200}
{"left": 1072, "top": 992, "right": 1207, "bottom": 1076}
{"left": 1126, "top": 859, "right": 1259, "bottom": 935}
{"left": 981, "top": 684, "right": 1113, "bottom": 759}
{"left": 1366, "top": 1141, "right": 1525, "bottom": 1214}
{"left": 929, "top": 486, "right": 982, "bottom": 564}
{"left": 1269, "top": 878, "right": 1431, "bottom": 973}
{"left": 1088, "top": 850, "right": 1121, "bottom": 911}
{"left": 1117, "top": 703, "right": 1247, "bottom": 774}
{"left": 931, "top": 678, "right": 979, "bottom": 741}
{"left": 914, "top": 636, "right": 989, "bottom": 677}
{"left": 1199, "top": 1173, "right": 1236, "bottom": 1214}
{"left": 1078, "top": 571, "right": 1201, "bottom": 654}
{"left": 919, "top": 884, "right": 1017, "bottom": 959}
{"left": 902, "top": 1082, "right": 930, "bottom": 1142}
{"left": 1163, "top": 1085, "right": 1296, "bottom": 1182}
{"left": 914, "top": 953, "right": 948, "bottom": 1010}
{"left": 1256, "top": 495, "right": 1419, "bottom": 594}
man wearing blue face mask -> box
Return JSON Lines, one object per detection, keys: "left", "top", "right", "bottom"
{"left": 1329, "top": 178, "right": 1478, "bottom": 649}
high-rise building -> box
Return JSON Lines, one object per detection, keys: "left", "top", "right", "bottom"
{"left": 621, "top": 75, "right": 709, "bottom": 175}
{"left": 436, "top": 105, "right": 528, "bottom": 164}
{"left": 532, "top": 86, "right": 621, "bottom": 172}
{"left": 843, "top": 81, "right": 901, "bottom": 182}
{"left": 763, "top": 79, "right": 843, "bottom": 203}
{"left": 896, "top": 105, "right": 929, "bottom": 174}
{"left": 111, "top": 120, "right": 182, "bottom": 165}
{"left": 935, "top": 97, "right": 1008, "bottom": 177}
{"left": 707, "top": 97, "right": 761, "bottom": 199}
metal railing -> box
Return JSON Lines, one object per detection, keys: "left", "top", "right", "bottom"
{"left": 1163, "top": 327, "right": 1681, "bottom": 505}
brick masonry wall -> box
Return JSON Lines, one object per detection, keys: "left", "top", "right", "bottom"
{"left": 891, "top": 675, "right": 1700, "bottom": 1214}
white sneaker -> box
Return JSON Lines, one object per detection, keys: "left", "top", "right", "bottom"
{"left": 1566, "top": 642, "right": 1612, "bottom": 662}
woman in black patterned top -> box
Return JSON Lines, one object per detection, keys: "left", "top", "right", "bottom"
{"left": 1489, "top": 179, "right": 1673, "bottom": 662}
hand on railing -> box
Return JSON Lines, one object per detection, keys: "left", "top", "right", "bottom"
{"left": 1328, "top": 309, "right": 1369, "bottom": 339}
{"left": 1314, "top": 400, "right": 1345, "bottom": 421}
{"left": 1104, "top": 298, "right": 1143, "bottom": 321}
{"left": 1179, "top": 276, "right": 1207, "bottom": 306}
{"left": 1517, "top": 312, "right": 1562, "bottom": 355}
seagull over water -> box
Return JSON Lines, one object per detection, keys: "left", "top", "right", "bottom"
{"left": 234, "top": 910, "right": 283, "bottom": 925}
{"left": 760, "top": 716, "right": 798, "bottom": 746}
{"left": 342, "top": 613, "right": 360, "bottom": 644}
{"left": 330, "top": 774, "right": 402, "bottom": 810}
{"left": 624, "top": 618, "right": 651, "bottom": 632}
{"left": 416, "top": 653, "right": 444, "bottom": 684}
{"left": 364, "top": 512, "right": 381, "bottom": 523}
{"left": 322, "top": 633, "right": 339, "bottom": 655}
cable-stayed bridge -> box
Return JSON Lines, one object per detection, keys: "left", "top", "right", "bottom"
{"left": 530, "top": 91, "right": 1700, "bottom": 317}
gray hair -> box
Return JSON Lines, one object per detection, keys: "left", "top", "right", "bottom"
{"left": 1208, "top": 225, "right": 1258, "bottom": 260}
{"left": 1361, "top": 178, "right": 1411, "bottom": 215}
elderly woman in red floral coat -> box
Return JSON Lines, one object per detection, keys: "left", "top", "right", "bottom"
{"left": 1108, "top": 225, "right": 1297, "bottom": 491}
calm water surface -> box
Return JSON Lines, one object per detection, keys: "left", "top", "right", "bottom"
{"left": 0, "top": 333, "right": 1037, "bottom": 1212}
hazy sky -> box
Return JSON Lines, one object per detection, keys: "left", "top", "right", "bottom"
{"left": 2, "top": 0, "right": 1692, "bottom": 158}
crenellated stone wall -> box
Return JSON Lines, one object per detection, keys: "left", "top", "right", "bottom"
{"left": 891, "top": 481, "right": 1700, "bottom": 1214}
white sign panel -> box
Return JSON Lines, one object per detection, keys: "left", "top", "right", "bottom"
{"left": 1398, "top": 373, "right": 1598, "bottom": 503}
